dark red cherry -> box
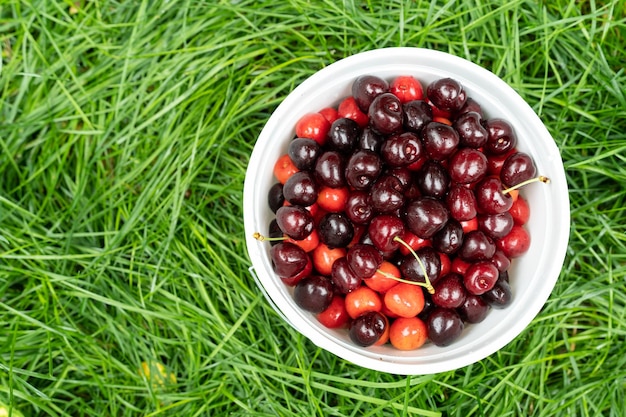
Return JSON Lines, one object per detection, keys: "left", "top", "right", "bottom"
{"left": 446, "top": 184, "right": 477, "bottom": 222}
{"left": 368, "top": 93, "right": 403, "bottom": 135}
{"left": 404, "top": 197, "right": 449, "bottom": 239}
{"left": 294, "top": 275, "right": 334, "bottom": 313}
{"left": 426, "top": 307, "right": 464, "bottom": 347}
{"left": 331, "top": 257, "right": 362, "bottom": 294}
{"left": 457, "top": 293, "right": 490, "bottom": 323}
{"left": 402, "top": 100, "right": 433, "bottom": 133}
{"left": 426, "top": 78, "right": 467, "bottom": 113}
{"left": 453, "top": 111, "right": 488, "bottom": 148}
{"left": 484, "top": 119, "right": 517, "bottom": 155}
{"left": 459, "top": 230, "right": 496, "bottom": 262}
{"left": 448, "top": 148, "right": 488, "bottom": 184}
{"left": 368, "top": 214, "right": 405, "bottom": 252}
{"left": 288, "top": 138, "right": 320, "bottom": 170}
{"left": 475, "top": 177, "right": 513, "bottom": 214}
{"left": 314, "top": 151, "right": 346, "bottom": 188}
{"left": 352, "top": 75, "right": 389, "bottom": 113}
{"left": 283, "top": 171, "right": 318, "bottom": 206}
{"left": 456, "top": 98, "right": 483, "bottom": 119}
{"left": 500, "top": 152, "right": 537, "bottom": 187}
{"left": 327, "top": 117, "right": 361, "bottom": 153}
{"left": 463, "top": 261, "right": 499, "bottom": 295}
{"left": 432, "top": 220, "right": 464, "bottom": 255}
{"left": 267, "top": 182, "right": 284, "bottom": 213}
{"left": 345, "top": 190, "right": 375, "bottom": 225}
{"left": 416, "top": 160, "right": 450, "bottom": 199}
{"left": 275, "top": 205, "right": 314, "bottom": 240}
{"left": 346, "top": 244, "right": 383, "bottom": 279}
{"left": 345, "top": 149, "right": 383, "bottom": 190}
{"left": 400, "top": 246, "right": 441, "bottom": 285}
{"left": 380, "top": 132, "right": 423, "bottom": 167}
{"left": 422, "top": 122, "right": 460, "bottom": 161}
{"left": 349, "top": 311, "right": 388, "bottom": 347}
{"left": 369, "top": 175, "right": 405, "bottom": 214}
{"left": 358, "top": 127, "right": 384, "bottom": 152}
{"left": 432, "top": 273, "right": 467, "bottom": 309}
{"left": 318, "top": 213, "right": 354, "bottom": 249}
{"left": 477, "top": 212, "right": 514, "bottom": 239}
{"left": 482, "top": 276, "right": 513, "bottom": 308}
{"left": 270, "top": 242, "right": 311, "bottom": 283}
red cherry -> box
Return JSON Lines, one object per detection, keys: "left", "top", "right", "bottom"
{"left": 509, "top": 195, "right": 530, "bottom": 225}
{"left": 317, "top": 295, "right": 350, "bottom": 329}
{"left": 316, "top": 186, "right": 349, "bottom": 213}
{"left": 338, "top": 96, "right": 369, "bottom": 128}
{"left": 318, "top": 107, "right": 339, "bottom": 124}
{"left": 389, "top": 75, "right": 424, "bottom": 103}
{"left": 295, "top": 113, "right": 331, "bottom": 146}
{"left": 273, "top": 154, "right": 299, "bottom": 184}
{"left": 497, "top": 225, "right": 531, "bottom": 258}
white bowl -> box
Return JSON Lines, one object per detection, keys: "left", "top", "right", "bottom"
{"left": 243, "top": 47, "right": 570, "bottom": 375}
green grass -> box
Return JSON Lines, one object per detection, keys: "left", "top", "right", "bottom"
{"left": 1, "top": 0, "right": 625, "bottom": 415}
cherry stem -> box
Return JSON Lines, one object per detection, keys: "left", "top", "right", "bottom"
{"left": 501, "top": 175, "right": 550, "bottom": 195}
{"left": 375, "top": 268, "right": 434, "bottom": 293}
{"left": 253, "top": 232, "right": 286, "bottom": 242}
{"left": 392, "top": 236, "right": 435, "bottom": 294}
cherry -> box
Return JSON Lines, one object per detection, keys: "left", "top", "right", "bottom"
{"left": 312, "top": 243, "right": 346, "bottom": 276}
{"left": 509, "top": 195, "right": 530, "bottom": 225}
{"left": 295, "top": 113, "right": 330, "bottom": 146}
{"left": 482, "top": 276, "right": 513, "bottom": 308}
{"left": 457, "top": 293, "right": 490, "bottom": 323}
{"left": 275, "top": 205, "right": 314, "bottom": 241}
{"left": 389, "top": 317, "right": 428, "bottom": 350}
{"left": 490, "top": 249, "right": 511, "bottom": 273}
{"left": 349, "top": 311, "right": 388, "bottom": 347}
{"left": 369, "top": 175, "right": 405, "bottom": 214}
{"left": 416, "top": 160, "right": 450, "bottom": 199}
{"left": 426, "top": 307, "right": 465, "bottom": 347}
{"left": 330, "top": 257, "right": 362, "bottom": 294}
{"left": 446, "top": 184, "right": 477, "bottom": 222}
{"left": 432, "top": 219, "right": 464, "bottom": 255}
{"left": 316, "top": 185, "right": 349, "bottom": 213}
{"left": 368, "top": 214, "right": 405, "bottom": 252}
{"left": 286, "top": 228, "right": 320, "bottom": 253}
{"left": 294, "top": 275, "right": 334, "bottom": 313}
{"left": 368, "top": 93, "right": 403, "bottom": 135}
{"left": 405, "top": 197, "right": 449, "bottom": 239}
{"left": 399, "top": 246, "right": 441, "bottom": 285}
{"left": 453, "top": 111, "right": 488, "bottom": 148}
{"left": 270, "top": 241, "right": 311, "bottom": 282}
{"left": 346, "top": 243, "right": 383, "bottom": 279}
{"left": 459, "top": 230, "right": 496, "bottom": 262}
{"left": 283, "top": 171, "right": 318, "bottom": 207}
{"left": 390, "top": 75, "right": 424, "bottom": 103}
{"left": 314, "top": 151, "right": 346, "bottom": 188}
{"left": 267, "top": 219, "right": 283, "bottom": 245}
{"left": 328, "top": 117, "right": 361, "bottom": 153}
{"left": 352, "top": 74, "right": 389, "bottom": 112}
{"left": 477, "top": 212, "right": 514, "bottom": 239}
{"left": 426, "top": 77, "right": 467, "bottom": 113}
{"left": 484, "top": 119, "right": 517, "bottom": 155}
{"left": 318, "top": 107, "right": 339, "bottom": 124}
{"left": 497, "top": 224, "right": 531, "bottom": 258}
{"left": 364, "top": 260, "right": 402, "bottom": 293}
{"left": 380, "top": 132, "right": 423, "bottom": 167}
{"left": 345, "top": 190, "right": 375, "bottom": 225}
{"left": 384, "top": 282, "right": 425, "bottom": 318}
{"left": 288, "top": 138, "right": 320, "bottom": 171}
{"left": 456, "top": 98, "right": 483, "bottom": 118}
{"left": 317, "top": 295, "right": 349, "bottom": 329}
{"left": 402, "top": 100, "right": 433, "bottom": 133}
{"left": 345, "top": 286, "right": 382, "bottom": 319}
{"left": 338, "top": 96, "right": 368, "bottom": 128}
{"left": 318, "top": 213, "right": 354, "bottom": 249}
{"left": 475, "top": 177, "right": 513, "bottom": 214}
{"left": 500, "top": 151, "right": 537, "bottom": 188}
{"left": 422, "top": 122, "right": 460, "bottom": 161}
{"left": 358, "top": 127, "right": 384, "bottom": 152}
{"left": 448, "top": 147, "right": 488, "bottom": 184}
{"left": 267, "top": 182, "right": 284, "bottom": 213}
{"left": 463, "top": 261, "right": 499, "bottom": 295}
{"left": 345, "top": 149, "right": 383, "bottom": 190}
{"left": 432, "top": 273, "right": 467, "bottom": 309}
{"left": 273, "top": 153, "right": 299, "bottom": 184}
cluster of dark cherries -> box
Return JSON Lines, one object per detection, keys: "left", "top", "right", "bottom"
{"left": 255, "top": 74, "right": 549, "bottom": 350}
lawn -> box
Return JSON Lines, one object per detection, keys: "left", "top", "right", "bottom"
{"left": 1, "top": 0, "right": 625, "bottom": 416}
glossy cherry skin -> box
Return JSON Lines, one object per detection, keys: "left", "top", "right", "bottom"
{"left": 500, "top": 151, "right": 537, "bottom": 187}
{"left": 349, "top": 311, "right": 388, "bottom": 347}
{"left": 288, "top": 138, "right": 320, "bottom": 170}
{"left": 432, "top": 219, "right": 464, "bottom": 255}
{"left": 368, "top": 93, "right": 404, "bottom": 135}
{"left": 405, "top": 197, "right": 449, "bottom": 239}
{"left": 459, "top": 230, "right": 496, "bottom": 262}
{"left": 327, "top": 117, "right": 361, "bottom": 153}
{"left": 446, "top": 184, "right": 478, "bottom": 222}
{"left": 457, "top": 293, "right": 490, "bottom": 323}
{"left": 426, "top": 307, "right": 465, "bottom": 347}
{"left": 416, "top": 160, "right": 450, "bottom": 199}
{"left": 283, "top": 171, "right": 318, "bottom": 207}
{"left": 380, "top": 132, "right": 423, "bottom": 167}
{"left": 352, "top": 74, "right": 389, "bottom": 112}
{"left": 318, "top": 213, "right": 354, "bottom": 249}
{"left": 346, "top": 244, "right": 383, "bottom": 279}
{"left": 345, "top": 149, "right": 383, "bottom": 190}
{"left": 422, "top": 122, "right": 460, "bottom": 161}
{"left": 399, "top": 246, "right": 441, "bottom": 285}
{"left": 270, "top": 241, "right": 310, "bottom": 280}
{"left": 478, "top": 212, "right": 514, "bottom": 239}
{"left": 369, "top": 175, "right": 405, "bottom": 214}
{"left": 368, "top": 214, "right": 405, "bottom": 252}
{"left": 294, "top": 274, "right": 334, "bottom": 313}
{"left": 453, "top": 111, "right": 488, "bottom": 148}
{"left": 432, "top": 273, "right": 467, "bottom": 309}
{"left": 402, "top": 100, "right": 433, "bottom": 133}
{"left": 331, "top": 257, "right": 362, "bottom": 294}
{"left": 484, "top": 119, "right": 517, "bottom": 155}
{"left": 426, "top": 78, "right": 467, "bottom": 113}
{"left": 267, "top": 182, "right": 284, "bottom": 213}
{"left": 482, "top": 276, "right": 513, "bottom": 308}
{"left": 345, "top": 190, "right": 375, "bottom": 225}
{"left": 275, "top": 205, "right": 315, "bottom": 240}
{"left": 463, "top": 261, "right": 499, "bottom": 295}
{"left": 448, "top": 148, "right": 488, "bottom": 184}
{"left": 475, "top": 177, "right": 513, "bottom": 214}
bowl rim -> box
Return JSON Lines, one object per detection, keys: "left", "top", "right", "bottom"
{"left": 243, "top": 47, "right": 570, "bottom": 374}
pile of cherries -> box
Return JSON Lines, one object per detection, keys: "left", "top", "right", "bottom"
{"left": 258, "top": 74, "right": 547, "bottom": 350}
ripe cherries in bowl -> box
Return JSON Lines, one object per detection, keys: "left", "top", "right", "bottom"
{"left": 244, "top": 48, "right": 569, "bottom": 375}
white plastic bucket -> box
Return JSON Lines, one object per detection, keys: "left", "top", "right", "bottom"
{"left": 243, "top": 48, "right": 570, "bottom": 375}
